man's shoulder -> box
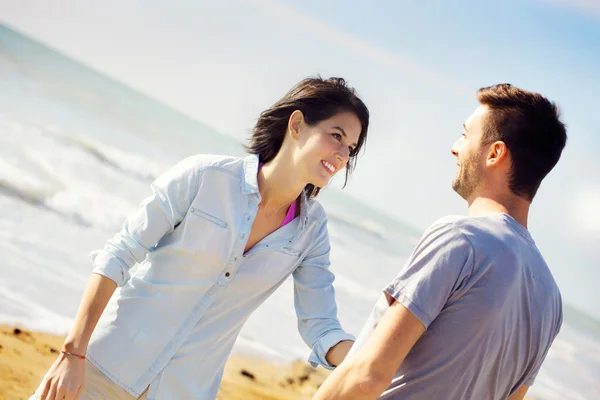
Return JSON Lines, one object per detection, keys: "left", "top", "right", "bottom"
{"left": 422, "top": 215, "right": 473, "bottom": 241}
{"left": 428, "top": 214, "right": 501, "bottom": 231}
{"left": 427, "top": 215, "right": 468, "bottom": 229}
{"left": 413, "top": 215, "right": 475, "bottom": 256}
{"left": 419, "top": 214, "right": 519, "bottom": 256}
{"left": 426, "top": 214, "right": 522, "bottom": 242}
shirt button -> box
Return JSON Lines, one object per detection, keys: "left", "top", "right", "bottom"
{"left": 234, "top": 257, "right": 238, "bottom": 262}
{"left": 241, "top": 233, "right": 246, "bottom": 239}
{"left": 246, "top": 216, "right": 251, "bottom": 222}
{"left": 225, "top": 272, "right": 230, "bottom": 277}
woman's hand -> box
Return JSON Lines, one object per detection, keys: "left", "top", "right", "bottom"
{"left": 32, "top": 273, "right": 116, "bottom": 400}
{"left": 39, "top": 353, "right": 86, "bottom": 400}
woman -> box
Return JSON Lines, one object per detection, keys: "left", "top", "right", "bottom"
{"left": 33, "top": 76, "right": 369, "bottom": 400}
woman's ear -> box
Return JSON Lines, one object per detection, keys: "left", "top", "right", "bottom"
{"left": 288, "top": 110, "right": 304, "bottom": 140}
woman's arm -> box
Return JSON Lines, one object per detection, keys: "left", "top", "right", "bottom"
{"left": 37, "top": 156, "right": 203, "bottom": 400}
{"left": 90, "top": 156, "right": 202, "bottom": 286}
{"left": 39, "top": 274, "right": 117, "bottom": 400}
{"left": 62, "top": 274, "right": 117, "bottom": 355}
{"left": 292, "top": 218, "right": 355, "bottom": 370}
{"left": 325, "top": 340, "right": 354, "bottom": 367}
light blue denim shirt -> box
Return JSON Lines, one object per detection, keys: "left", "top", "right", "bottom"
{"left": 86, "top": 154, "right": 354, "bottom": 399}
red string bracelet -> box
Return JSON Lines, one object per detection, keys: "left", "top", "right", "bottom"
{"left": 60, "top": 350, "right": 86, "bottom": 360}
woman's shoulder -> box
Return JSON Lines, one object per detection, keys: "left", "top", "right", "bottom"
{"left": 305, "top": 197, "right": 328, "bottom": 223}
{"left": 176, "top": 154, "right": 249, "bottom": 176}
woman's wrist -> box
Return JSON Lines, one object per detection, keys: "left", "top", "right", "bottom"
{"left": 326, "top": 340, "right": 355, "bottom": 367}
{"left": 62, "top": 335, "right": 89, "bottom": 355}
{"left": 60, "top": 350, "right": 87, "bottom": 360}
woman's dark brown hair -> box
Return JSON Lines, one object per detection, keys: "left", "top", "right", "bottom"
{"left": 246, "top": 76, "right": 369, "bottom": 198}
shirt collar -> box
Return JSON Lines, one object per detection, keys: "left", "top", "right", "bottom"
{"left": 242, "top": 153, "right": 310, "bottom": 229}
{"left": 241, "top": 154, "right": 260, "bottom": 194}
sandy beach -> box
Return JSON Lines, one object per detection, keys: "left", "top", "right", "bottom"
{"left": 0, "top": 326, "right": 329, "bottom": 400}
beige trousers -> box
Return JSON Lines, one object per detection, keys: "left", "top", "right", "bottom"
{"left": 30, "top": 360, "right": 149, "bottom": 400}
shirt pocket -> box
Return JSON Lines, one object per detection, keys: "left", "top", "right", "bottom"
{"left": 240, "top": 246, "right": 303, "bottom": 289}
{"left": 178, "top": 206, "right": 232, "bottom": 268}
{"left": 276, "top": 246, "right": 302, "bottom": 258}
{"left": 189, "top": 207, "right": 228, "bottom": 229}
{"left": 268, "top": 246, "right": 304, "bottom": 278}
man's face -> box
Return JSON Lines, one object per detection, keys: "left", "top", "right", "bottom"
{"left": 451, "top": 105, "right": 488, "bottom": 201}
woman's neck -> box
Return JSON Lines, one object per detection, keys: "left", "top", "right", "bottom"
{"left": 257, "top": 158, "right": 304, "bottom": 215}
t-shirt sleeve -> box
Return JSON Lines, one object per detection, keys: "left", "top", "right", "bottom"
{"left": 385, "top": 220, "right": 474, "bottom": 328}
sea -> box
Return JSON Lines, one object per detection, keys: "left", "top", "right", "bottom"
{"left": 0, "top": 24, "right": 598, "bottom": 399}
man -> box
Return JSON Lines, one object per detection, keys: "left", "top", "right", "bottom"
{"left": 314, "top": 83, "right": 567, "bottom": 400}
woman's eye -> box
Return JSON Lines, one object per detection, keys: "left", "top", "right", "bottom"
{"left": 332, "top": 133, "right": 342, "bottom": 141}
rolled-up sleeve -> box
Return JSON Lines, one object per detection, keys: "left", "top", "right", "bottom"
{"left": 293, "top": 219, "right": 355, "bottom": 370}
{"left": 90, "top": 156, "right": 201, "bottom": 286}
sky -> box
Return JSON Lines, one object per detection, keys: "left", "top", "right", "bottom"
{"left": 1, "top": 0, "right": 599, "bottom": 318}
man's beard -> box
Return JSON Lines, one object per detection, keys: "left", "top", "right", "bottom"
{"left": 452, "top": 155, "right": 481, "bottom": 200}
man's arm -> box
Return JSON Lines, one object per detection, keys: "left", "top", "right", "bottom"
{"left": 507, "top": 385, "right": 529, "bottom": 400}
{"left": 313, "top": 298, "right": 426, "bottom": 400}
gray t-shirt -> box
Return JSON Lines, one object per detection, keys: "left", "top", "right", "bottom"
{"left": 348, "top": 213, "right": 562, "bottom": 400}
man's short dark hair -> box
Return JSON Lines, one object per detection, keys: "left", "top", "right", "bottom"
{"left": 477, "top": 83, "right": 567, "bottom": 201}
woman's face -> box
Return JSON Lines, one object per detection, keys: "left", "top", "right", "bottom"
{"left": 292, "top": 111, "right": 362, "bottom": 188}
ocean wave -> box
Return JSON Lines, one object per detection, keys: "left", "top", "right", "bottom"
{"left": 69, "top": 135, "right": 168, "bottom": 183}
{"left": 0, "top": 175, "right": 53, "bottom": 207}
{"left": 0, "top": 156, "right": 63, "bottom": 212}
{"left": 0, "top": 113, "right": 170, "bottom": 230}
{"left": 20, "top": 116, "right": 168, "bottom": 183}
{"left": 0, "top": 172, "right": 91, "bottom": 228}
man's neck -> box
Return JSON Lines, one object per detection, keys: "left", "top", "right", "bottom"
{"left": 467, "top": 195, "right": 530, "bottom": 229}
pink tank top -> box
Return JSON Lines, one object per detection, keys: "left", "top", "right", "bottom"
{"left": 258, "top": 163, "right": 297, "bottom": 227}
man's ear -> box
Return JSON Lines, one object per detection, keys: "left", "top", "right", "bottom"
{"left": 486, "top": 141, "right": 508, "bottom": 167}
